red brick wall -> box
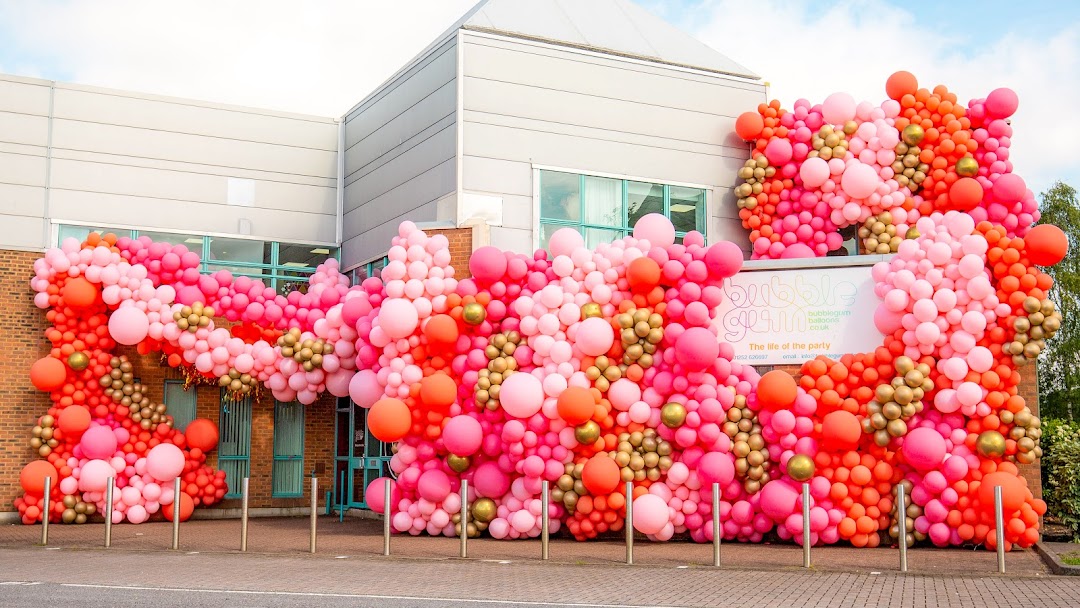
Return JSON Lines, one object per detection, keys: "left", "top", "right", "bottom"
{"left": 427, "top": 227, "right": 474, "bottom": 280}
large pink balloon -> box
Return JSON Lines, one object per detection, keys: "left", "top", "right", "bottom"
{"left": 108, "top": 305, "right": 149, "bottom": 345}
{"left": 902, "top": 427, "right": 946, "bottom": 471}
{"left": 764, "top": 138, "right": 793, "bottom": 166}
{"left": 822, "top": 92, "right": 856, "bottom": 124}
{"left": 799, "top": 156, "right": 830, "bottom": 188}
{"left": 840, "top": 162, "right": 878, "bottom": 200}
{"left": 633, "top": 213, "right": 676, "bottom": 248}
{"left": 705, "top": 241, "right": 743, "bottom": 278}
{"left": 576, "top": 317, "right": 615, "bottom": 357}
{"left": 349, "top": 370, "right": 382, "bottom": 408}
{"left": 77, "top": 459, "right": 114, "bottom": 493}
{"left": 499, "top": 373, "right": 544, "bottom": 418}
{"left": 547, "top": 228, "right": 584, "bottom": 257}
{"left": 365, "top": 477, "right": 400, "bottom": 514}
{"left": 697, "top": 452, "right": 735, "bottom": 487}
{"left": 378, "top": 298, "right": 419, "bottom": 340}
{"left": 469, "top": 246, "right": 508, "bottom": 282}
{"left": 417, "top": 469, "right": 452, "bottom": 502}
{"left": 79, "top": 424, "right": 118, "bottom": 460}
{"left": 985, "top": 88, "right": 1019, "bottom": 119}
{"left": 675, "top": 327, "right": 719, "bottom": 371}
{"left": 145, "top": 443, "right": 186, "bottom": 482}
{"left": 474, "top": 461, "right": 510, "bottom": 498}
{"left": 442, "top": 415, "right": 483, "bottom": 456}
{"left": 633, "top": 493, "right": 670, "bottom": 535}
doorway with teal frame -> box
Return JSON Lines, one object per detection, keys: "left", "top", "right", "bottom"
{"left": 333, "top": 396, "right": 393, "bottom": 513}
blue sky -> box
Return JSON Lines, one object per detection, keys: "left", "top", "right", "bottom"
{"left": 0, "top": 0, "right": 1076, "bottom": 198}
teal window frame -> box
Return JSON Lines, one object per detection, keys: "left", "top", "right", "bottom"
{"left": 218, "top": 389, "right": 252, "bottom": 499}
{"left": 348, "top": 256, "right": 389, "bottom": 286}
{"left": 163, "top": 380, "right": 196, "bottom": 432}
{"left": 538, "top": 170, "right": 707, "bottom": 250}
{"left": 272, "top": 400, "right": 305, "bottom": 498}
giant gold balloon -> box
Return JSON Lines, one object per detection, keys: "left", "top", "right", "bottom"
{"left": 462, "top": 302, "right": 486, "bottom": 326}
{"left": 976, "top": 430, "right": 1006, "bottom": 458}
{"left": 902, "top": 124, "right": 925, "bottom": 146}
{"left": 580, "top": 302, "right": 602, "bottom": 319}
{"left": 575, "top": 420, "right": 601, "bottom": 445}
{"left": 67, "top": 351, "right": 90, "bottom": 371}
{"left": 955, "top": 156, "right": 979, "bottom": 177}
{"left": 787, "top": 454, "right": 815, "bottom": 481}
{"left": 472, "top": 497, "right": 497, "bottom": 523}
{"left": 660, "top": 402, "right": 687, "bottom": 428}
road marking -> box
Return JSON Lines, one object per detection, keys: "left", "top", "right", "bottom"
{"left": 0, "top": 582, "right": 41, "bottom": 586}
{"left": 58, "top": 583, "right": 682, "bottom": 607}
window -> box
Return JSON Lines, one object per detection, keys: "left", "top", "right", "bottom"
{"left": 538, "top": 170, "right": 706, "bottom": 251}
{"left": 348, "top": 256, "right": 389, "bottom": 286}
{"left": 219, "top": 390, "right": 252, "bottom": 499}
{"left": 272, "top": 401, "right": 305, "bottom": 498}
{"left": 163, "top": 380, "right": 196, "bottom": 432}
{"left": 57, "top": 225, "right": 133, "bottom": 244}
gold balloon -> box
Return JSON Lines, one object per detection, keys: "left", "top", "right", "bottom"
{"left": 67, "top": 352, "right": 90, "bottom": 371}
{"left": 955, "top": 156, "right": 979, "bottom": 177}
{"left": 472, "top": 498, "right": 497, "bottom": 523}
{"left": 902, "top": 124, "right": 925, "bottom": 146}
{"left": 462, "top": 302, "right": 486, "bottom": 326}
{"left": 581, "top": 302, "right": 602, "bottom": 319}
{"left": 660, "top": 402, "right": 687, "bottom": 429}
{"left": 575, "top": 420, "right": 601, "bottom": 445}
{"left": 787, "top": 454, "right": 815, "bottom": 481}
{"left": 976, "top": 430, "right": 1007, "bottom": 458}
{"left": 447, "top": 454, "right": 471, "bottom": 473}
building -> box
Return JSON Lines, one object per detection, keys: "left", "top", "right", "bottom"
{"left": 0, "top": 0, "right": 1040, "bottom": 522}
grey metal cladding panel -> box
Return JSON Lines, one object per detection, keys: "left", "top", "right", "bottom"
{"left": 708, "top": 215, "right": 752, "bottom": 255}
{"left": 344, "top": 97, "right": 456, "bottom": 182}
{"left": 461, "top": 155, "right": 533, "bottom": 197}
{"left": 0, "top": 111, "right": 50, "bottom": 147}
{"left": 463, "top": 116, "right": 745, "bottom": 186}
{"left": 343, "top": 157, "right": 455, "bottom": 238}
{"left": 344, "top": 38, "right": 457, "bottom": 140}
{"left": 49, "top": 158, "right": 336, "bottom": 215}
{"left": 0, "top": 78, "right": 51, "bottom": 116}
{"left": 0, "top": 182, "right": 46, "bottom": 218}
{"left": 0, "top": 213, "right": 46, "bottom": 250}
{"left": 711, "top": 186, "right": 742, "bottom": 220}
{"left": 463, "top": 37, "right": 763, "bottom": 116}
{"left": 489, "top": 225, "right": 534, "bottom": 256}
{"left": 463, "top": 76, "right": 737, "bottom": 149}
{"left": 0, "top": 151, "right": 48, "bottom": 188}
{"left": 50, "top": 119, "right": 337, "bottom": 179}
{"left": 52, "top": 88, "right": 338, "bottom": 151}
{"left": 48, "top": 189, "right": 336, "bottom": 244}
{"left": 344, "top": 127, "right": 456, "bottom": 208}
{"left": 341, "top": 200, "right": 439, "bottom": 268}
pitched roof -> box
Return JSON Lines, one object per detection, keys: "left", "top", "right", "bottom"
{"left": 456, "top": 0, "right": 758, "bottom": 79}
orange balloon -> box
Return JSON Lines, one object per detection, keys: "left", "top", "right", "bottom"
{"left": 1024, "top": 224, "right": 1068, "bottom": 266}
{"left": 61, "top": 277, "right": 99, "bottom": 309}
{"left": 821, "top": 410, "right": 861, "bottom": 452}
{"left": 948, "top": 177, "right": 983, "bottom": 211}
{"left": 557, "top": 387, "right": 594, "bottom": 425}
{"left": 886, "top": 71, "right": 919, "bottom": 101}
{"left": 184, "top": 418, "right": 219, "bottom": 452}
{"left": 735, "top": 111, "right": 765, "bottom": 141}
{"left": 756, "top": 370, "right": 797, "bottom": 411}
{"left": 20, "top": 460, "right": 58, "bottom": 495}
{"left": 419, "top": 374, "right": 457, "bottom": 411}
{"left": 581, "top": 455, "right": 621, "bottom": 496}
{"left": 423, "top": 314, "right": 459, "bottom": 344}
{"left": 627, "top": 257, "right": 661, "bottom": 292}
{"left": 978, "top": 471, "right": 1026, "bottom": 514}
{"left": 162, "top": 492, "right": 195, "bottom": 522}
{"left": 369, "top": 398, "right": 412, "bottom": 442}
{"left": 57, "top": 405, "right": 91, "bottom": 436}
{"left": 30, "top": 357, "right": 67, "bottom": 392}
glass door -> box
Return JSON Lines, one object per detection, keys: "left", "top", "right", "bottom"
{"left": 333, "top": 397, "right": 393, "bottom": 509}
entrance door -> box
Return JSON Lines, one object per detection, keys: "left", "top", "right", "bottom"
{"left": 333, "top": 397, "right": 393, "bottom": 509}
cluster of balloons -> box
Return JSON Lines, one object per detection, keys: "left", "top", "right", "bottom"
{"left": 733, "top": 71, "right": 1038, "bottom": 259}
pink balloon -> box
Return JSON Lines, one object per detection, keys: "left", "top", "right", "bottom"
{"left": 473, "top": 462, "right": 510, "bottom": 498}
{"left": 145, "top": 443, "right": 186, "bottom": 482}
{"left": 80, "top": 425, "right": 118, "bottom": 460}
{"left": 378, "top": 298, "right": 419, "bottom": 340}
{"left": 632, "top": 213, "right": 676, "bottom": 248}
{"left": 499, "top": 373, "right": 544, "bottom": 418}
{"left": 77, "top": 459, "right": 115, "bottom": 493}
{"left": 365, "top": 478, "right": 399, "bottom": 514}
{"left": 443, "top": 415, "right": 483, "bottom": 456}
{"left": 576, "top": 317, "right": 615, "bottom": 356}
{"left": 840, "top": 162, "right": 878, "bottom": 200}
{"left": 108, "top": 305, "right": 150, "bottom": 345}
{"left": 799, "top": 156, "right": 830, "bottom": 188}
{"left": 469, "top": 246, "right": 507, "bottom": 282}
{"left": 822, "top": 92, "right": 856, "bottom": 125}
{"left": 902, "top": 427, "right": 946, "bottom": 471}
{"left": 675, "top": 327, "right": 719, "bottom": 371}
{"left": 985, "top": 88, "right": 1019, "bottom": 119}
{"left": 547, "top": 228, "right": 584, "bottom": 257}
{"left": 764, "top": 138, "right": 793, "bottom": 166}
{"left": 697, "top": 452, "right": 735, "bottom": 487}
{"left": 349, "top": 370, "right": 382, "bottom": 408}
{"left": 633, "top": 494, "right": 670, "bottom": 535}
{"left": 705, "top": 241, "right": 743, "bottom": 278}
{"left": 417, "top": 469, "right": 452, "bottom": 503}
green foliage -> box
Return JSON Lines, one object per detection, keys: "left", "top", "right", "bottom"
{"left": 1037, "top": 182, "right": 1080, "bottom": 422}
{"left": 1041, "top": 418, "right": 1080, "bottom": 541}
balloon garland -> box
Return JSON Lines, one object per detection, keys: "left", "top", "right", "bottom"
{"left": 14, "top": 71, "right": 1069, "bottom": 554}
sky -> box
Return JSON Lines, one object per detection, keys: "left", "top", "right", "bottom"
{"left": 0, "top": 0, "right": 1076, "bottom": 196}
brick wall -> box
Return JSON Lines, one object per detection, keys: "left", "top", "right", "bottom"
{"left": 427, "top": 227, "right": 474, "bottom": 280}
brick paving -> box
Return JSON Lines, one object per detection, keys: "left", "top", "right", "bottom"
{"left": 3, "top": 516, "right": 1080, "bottom": 607}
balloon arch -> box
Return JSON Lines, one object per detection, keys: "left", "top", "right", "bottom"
{"left": 15, "top": 72, "right": 1068, "bottom": 551}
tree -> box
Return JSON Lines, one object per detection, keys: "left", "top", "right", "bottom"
{"left": 1037, "top": 182, "right": 1080, "bottom": 421}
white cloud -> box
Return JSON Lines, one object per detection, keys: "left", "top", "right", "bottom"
{"left": 691, "top": 0, "right": 1080, "bottom": 196}
{"left": 0, "top": 0, "right": 477, "bottom": 116}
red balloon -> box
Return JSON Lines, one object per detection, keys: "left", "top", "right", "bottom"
{"left": 184, "top": 419, "right": 219, "bottom": 452}
{"left": 756, "top": 370, "right": 797, "bottom": 411}
{"left": 581, "top": 455, "right": 620, "bottom": 496}
{"left": 979, "top": 472, "right": 1026, "bottom": 514}
{"left": 556, "top": 387, "right": 594, "bottom": 425}
{"left": 369, "top": 398, "right": 411, "bottom": 443}
{"left": 627, "top": 257, "right": 661, "bottom": 292}
{"left": 821, "top": 410, "right": 861, "bottom": 452}
{"left": 30, "top": 357, "right": 67, "bottom": 392}
{"left": 885, "top": 71, "right": 918, "bottom": 101}
{"left": 57, "top": 405, "right": 91, "bottom": 436}
{"left": 423, "top": 314, "right": 459, "bottom": 344}
{"left": 20, "top": 460, "right": 58, "bottom": 496}
{"left": 948, "top": 178, "right": 984, "bottom": 211}
{"left": 419, "top": 374, "right": 457, "bottom": 411}
{"left": 1024, "top": 224, "right": 1068, "bottom": 267}
{"left": 162, "top": 492, "right": 195, "bottom": 522}
{"left": 61, "top": 277, "right": 99, "bottom": 309}
{"left": 735, "top": 111, "right": 764, "bottom": 141}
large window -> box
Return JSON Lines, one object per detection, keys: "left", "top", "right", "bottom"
{"left": 219, "top": 390, "right": 252, "bottom": 499}
{"left": 272, "top": 400, "right": 305, "bottom": 498}
{"left": 55, "top": 224, "right": 337, "bottom": 296}
{"left": 163, "top": 380, "right": 196, "bottom": 432}
{"left": 538, "top": 169, "right": 706, "bottom": 251}
{"left": 348, "top": 256, "right": 389, "bottom": 286}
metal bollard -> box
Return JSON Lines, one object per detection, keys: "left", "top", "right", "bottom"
{"left": 712, "top": 483, "right": 721, "bottom": 568}
{"left": 104, "top": 477, "right": 114, "bottom": 548}
{"left": 625, "top": 481, "right": 634, "bottom": 565}
{"left": 802, "top": 483, "right": 811, "bottom": 569}
{"left": 171, "top": 477, "right": 181, "bottom": 550}
{"left": 994, "top": 485, "right": 1005, "bottom": 574}
{"left": 383, "top": 478, "right": 392, "bottom": 556}
{"left": 897, "top": 484, "right": 908, "bottom": 573}
{"left": 310, "top": 476, "right": 318, "bottom": 554}
{"left": 41, "top": 476, "right": 51, "bottom": 546}
{"left": 459, "top": 479, "right": 469, "bottom": 558}
{"left": 339, "top": 470, "right": 346, "bottom": 523}
{"left": 240, "top": 477, "right": 249, "bottom": 552}
{"left": 541, "top": 480, "right": 550, "bottom": 561}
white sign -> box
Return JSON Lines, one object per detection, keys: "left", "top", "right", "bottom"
{"left": 712, "top": 265, "right": 883, "bottom": 365}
